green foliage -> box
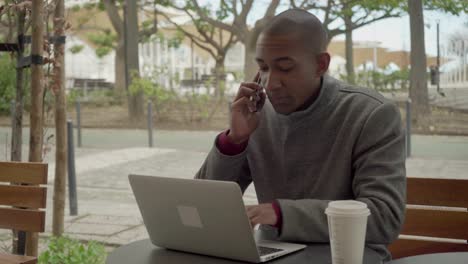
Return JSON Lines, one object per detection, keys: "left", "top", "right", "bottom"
{"left": 97, "top": 1, "right": 106, "bottom": 11}
{"left": 77, "top": 15, "right": 92, "bottom": 26}
{"left": 127, "top": 69, "right": 220, "bottom": 123}
{"left": 167, "top": 30, "right": 185, "bottom": 48}
{"left": 182, "top": 92, "right": 212, "bottom": 121}
{"left": 88, "top": 30, "right": 117, "bottom": 58}
{"left": 66, "top": 89, "right": 82, "bottom": 106}
{"left": 217, "top": 0, "right": 230, "bottom": 20}
{"left": 0, "top": 54, "right": 16, "bottom": 114}
{"left": 69, "top": 45, "right": 85, "bottom": 54}
{"left": 76, "top": 0, "right": 179, "bottom": 58}
{"left": 71, "top": 5, "right": 81, "bottom": 12}
{"left": 142, "top": 20, "right": 153, "bottom": 29}
{"left": 38, "top": 236, "right": 106, "bottom": 264}
{"left": 128, "top": 72, "right": 176, "bottom": 118}
{"left": 424, "top": 0, "right": 468, "bottom": 15}
{"left": 67, "top": 88, "right": 121, "bottom": 107}
{"left": 84, "top": 2, "right": 98, "bottom": 10}
{"left": 340, "top": 68, "right": 410, "bottom": 91}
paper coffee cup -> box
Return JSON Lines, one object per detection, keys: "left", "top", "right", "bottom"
{"left": 325, "top": 200, "right": 370, "bottom": 264}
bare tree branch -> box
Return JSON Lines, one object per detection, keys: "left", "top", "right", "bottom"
{"left": 291, "top": 0, "right": 309, "bottom": 9}
{"left": 232, "top": 0, "right": 238, "bottom": 18}
{"left": 187, "top": 35, "right": 217, "bottom": 58}
{"left": 262, "top": 0, "right": 279, "bottom": 20}
{"left": 102, "top": 0, "right": 123, "bottom": 35}
{"left": 190, "top": 1, "right": 237, "bottom": 35}
{"left": 328, "top": 28, "right": 342, "bottom": 40}
{"left": 139, "top": 5, "right": 158, "bottom": 42}
{"left": 249, "top": 0, "right": 280, "bottom": 38}
{"left": 300, "top": 0, "right": 309, "bottom": 9}
{"left": 352, "top": 15, "right": 400, "bottom": 31}
{"left": 182, "top": 8, "right": 221, "bottom": 49}
{"left": 221, "top": 0, "right": 237, "bottom": 18}
{"left": 289, "top": 0, "right": 298, "bottom": 8}
{"left": 157, "top": 11, "right": 208, "bottom": 45}
{"left": 237, "top": 0, "right": 254, "bottom": 24}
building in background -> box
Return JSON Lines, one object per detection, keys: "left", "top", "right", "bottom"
{"left": 65, "top": 3, "right": 461, "bottom": 96}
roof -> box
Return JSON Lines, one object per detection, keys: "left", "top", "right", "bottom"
{"left": 328, "top": 40, "right": 442, "bottom": 69}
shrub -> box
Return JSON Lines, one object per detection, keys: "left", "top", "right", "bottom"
{"left": 0, "top": 54, "right": 16, "bottom": 114}
{"left": 38, "top": 236, "right": 106, "bottom": 264}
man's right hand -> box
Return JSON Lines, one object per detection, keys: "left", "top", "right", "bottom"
{"left": 228, "top": 73, "right": 266, "bottom": 144}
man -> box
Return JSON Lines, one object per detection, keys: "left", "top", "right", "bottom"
{"left": 195, "top": 9, "right": 405, "bottom": 262}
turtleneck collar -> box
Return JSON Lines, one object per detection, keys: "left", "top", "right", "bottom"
{"left": 273, "top": 74, "right": 339, "bottom": 125}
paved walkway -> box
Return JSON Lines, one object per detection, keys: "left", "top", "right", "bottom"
{"left": 1, "top": 131, "right": 468, "bottom": 255}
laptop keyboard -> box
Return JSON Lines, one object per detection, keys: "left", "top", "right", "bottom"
{"left": 257, "top": 246, "right": 284, "bottom": 256}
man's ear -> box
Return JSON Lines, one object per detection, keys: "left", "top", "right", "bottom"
{"left": 316, "top": 52, "right": 331, "bottom": 76}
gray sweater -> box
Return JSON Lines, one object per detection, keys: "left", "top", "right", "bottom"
{"left": 195, "top": 75, "right": 406, "bottom": 262}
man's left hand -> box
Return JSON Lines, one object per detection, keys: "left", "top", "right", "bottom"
{"left": 246, "top": 203, "right": 277, "bottom": 228}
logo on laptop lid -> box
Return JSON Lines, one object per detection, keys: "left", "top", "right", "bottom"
{"left": 177, "top": 205, "right": 204, "bottom": 228}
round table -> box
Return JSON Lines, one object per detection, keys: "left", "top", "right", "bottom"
{"left": 106, "top": 239, "right": 384, "bottom": 264}
{"left": 389, "top": 252, "right": 468, "bottom": 264}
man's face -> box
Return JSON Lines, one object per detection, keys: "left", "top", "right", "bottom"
{"left": 255, "top": 33, "right": 325, "bottom": 115}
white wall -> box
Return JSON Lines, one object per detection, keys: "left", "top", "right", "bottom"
{"left": 65, "top": 35, "right": 115, "bottom": 86}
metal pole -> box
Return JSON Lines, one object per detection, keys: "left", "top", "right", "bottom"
{"left": 10, "top": 100, "right": 15, "bottom": 131}
{"left": 123, "top": 4, "right": 129, "bottom": 89}
{"left": 436, "top": 21, "right": 440, "bottom": 94}
{"left": 67, "top": 120, "right": 78, "bottom": 216}
{"left": 4, "top": 133, "right": 8, "bottom": 160}
{"left": 191, "top": 39, "right": 195, "bottom": 90}
{"left": 435, "top": 20, "right": 445, "bottom": 96}
{"left": 406, "top": 99, "right": 412, "bottom": 158}
{"left": 76, "top": 100, "right": 82, "bottom": 147}
{"left": 147, "top": 100, "right": 153, "bottom": 148}
{"left": 9, "top": 100, "right": 14, "bottom": 160}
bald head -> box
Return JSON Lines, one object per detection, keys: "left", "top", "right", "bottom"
{"left": 260, "top": 9, "right": 328, "bottom": 54}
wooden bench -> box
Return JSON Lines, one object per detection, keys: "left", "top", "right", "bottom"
{"left": 0, "top": 161, "right": 48, "bottom": 264}
{"left": 388, "top": 177, "right": 468, "bottom": 259}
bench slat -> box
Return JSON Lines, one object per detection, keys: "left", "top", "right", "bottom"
{"left": 0, "top": 253, "right": 37, "bottom": 264}
{"left": 0, "top": 185, "right": 47, "bottom": 208}
{"left": 0, "top": 208, "right": 45, "bottom": 233}
{"left": 400, "top": 209, "right": 468, "bottom": 240}
{"left": 0, "top": 162, "right": 48, "bottom": 185}
{"left": 407, "top": 178, "right": 468, "bottom": 208}
{"left": 388, "top": 239, "right": 468, "bottom": 259}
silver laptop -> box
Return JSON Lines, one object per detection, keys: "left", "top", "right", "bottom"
{"left": 129, "top": 174, "right": 306, "bottom": 263}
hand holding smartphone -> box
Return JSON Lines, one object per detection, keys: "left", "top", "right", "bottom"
{"left": 227, "top": 72, "right": 266, "bottom": 144}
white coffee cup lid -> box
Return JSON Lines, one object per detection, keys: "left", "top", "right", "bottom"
{"left": 325, "top": 200, "right": 370, "bottom": 216}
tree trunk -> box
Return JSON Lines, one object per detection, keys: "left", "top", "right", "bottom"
{"left": 11, "top": 10, "right": 25, "bottom": 163}
{"left": 243, "top": 33, "right": 258, "bottom": 82}
{"left": 115, "top": 37, "right": 126, "bottom": 99}
{"left": 408, "top": 0, "right": 430, "bottom": 122}
{"left": 10, "top": 7, "right": 26, "bottom": 254}
{"left": 214, "top": 57, "right": 226, "bottom": 98}
{"left": 52, "top": 0, "right": 67, "bottom": 238}
{"left": 28, "top": 0, "right": 45, "bottom": 256}
{"left": 344, "top": 14, "right": 355, "bottom": 84}
{"left": 125, "top": 0, "right": 144, "bottom": 121}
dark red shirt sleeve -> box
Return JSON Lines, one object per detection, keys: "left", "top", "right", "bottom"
{"left": 271, "top": 200, "right": 283, "bottom": 229}
{"left": 216, "top": 130, "right": 248, "bottom": 156}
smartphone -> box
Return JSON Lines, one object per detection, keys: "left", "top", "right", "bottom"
{"left": 249, "top": 77, "right": 263, "bottom": 112}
